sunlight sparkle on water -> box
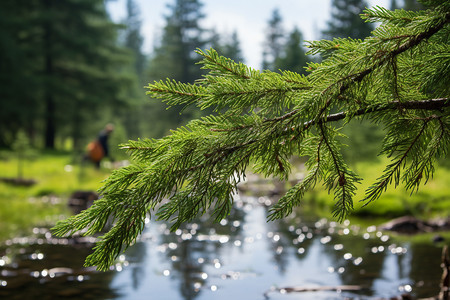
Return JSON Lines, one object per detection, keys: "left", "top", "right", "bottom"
{"left": 320, "top": 236, "right": 331, "bottom": 244}
{"left": 31, "top": 271, "right": 40, "bottom": 278}
{"left": 380, "top": 235, "right": 390, "bottom": 242}
{"left": 353, "top": 257, "right": 363, "bottom": 265}
{"left": 219, "top": 236, "right": 229, "bottom": 243}
{"left": 334, "top": 244, "right": 344, "bottom": 250}
{"left": 371, "top": 246, "right": 385, "bottom": 253}
{"left": 367, "top": 225, "right": 377, "bottom": 232}
{"left": 194, "top": 282, "right": 202, "bottom": 290}
{"left": 399, "top": 284, "right": 412, "bottom": 293}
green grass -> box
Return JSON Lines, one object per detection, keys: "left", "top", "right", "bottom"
{"left": 1, "top": 151, "right": 448, "bottom": 242}
{"left": 301, "top": 157, "right": 450, "bottom": 220}
{"left": 0, "top": 150, "right": 112, "bottom": 241}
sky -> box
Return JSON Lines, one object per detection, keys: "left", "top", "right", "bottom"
{"left": 107, "top": 0, "right": 391, "bottom": 69}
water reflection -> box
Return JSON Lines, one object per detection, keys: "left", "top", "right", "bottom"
{"left": 0, "top": 194, "right": 448, "bottom": 299}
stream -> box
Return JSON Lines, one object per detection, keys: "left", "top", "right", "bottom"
{"left": 0, "top": 194, "right": 448, "bottom": 299}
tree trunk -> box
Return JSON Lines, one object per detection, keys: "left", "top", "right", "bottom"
{"left": 43, "top": 0, "right": 55, "bottom": 149}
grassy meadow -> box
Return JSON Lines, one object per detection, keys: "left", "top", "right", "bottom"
{"left": 0, "top": 150, "right": 112, "bottom": 241}
{"left": 0, "top": 150, "right": 449, "bottom": 242}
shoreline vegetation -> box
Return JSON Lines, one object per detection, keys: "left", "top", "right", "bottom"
{"left": 0, "top": 150, "right": 449, "bottom": 242}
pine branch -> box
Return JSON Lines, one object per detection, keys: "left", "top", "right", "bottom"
{"left": 362, "top": 115, "right": 436, "bottom": 205}
{"left": 52, "top": 4, "right": 450, "bottom": 271}
{"left": 267, "top": 136, "right": 323, "bottom": 221}
{"left": 209, "top": 98, "right": 449, "bottom": 138}
{"left": 196, "top": 48, "right": 254, "bottom": 79}
{"left": 317, "top": 98, "right": 449, "bottom": 124}
{"left": 318, "top": 123, "right": 360, "bottom": 221}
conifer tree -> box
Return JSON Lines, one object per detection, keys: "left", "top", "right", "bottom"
{"left": 275, "top": 27, "right": 309, "bottom": 75}
{"left": 53, "top": 2, "right": 450, "bottom": 271}
{"left": 123, "top": 0, "right": 146, "bottom": 81}
{"left": 0, "top": 0, "right": 133, "bottom": 149}
{"left": 146, "top": 0, "right": 208, "bottom": 137}
{"left": 224, "top": 31, "right": 245, "bottom": 63}
{"left": 148, "top": 0, "right": 206, "bottom": 83}
{"left": 403, "top": 0, "right": 425, "bottom": 10}
{"left": 262, "top": 8, "right": 285, "bottom": 70}
{"left": 209, "top": 30, "right": 244, "bottom": 63}
{"left": 118, "top": 0, "right": 148, "bottom": 139}
{"left": 390, "top": 0, "right": 400, "bottom": 10}
{"left": 0, "top": 0, "right": 41, "bottom": 147}
{"left": 322, "top": 0, "right": 374, "bottom": 39}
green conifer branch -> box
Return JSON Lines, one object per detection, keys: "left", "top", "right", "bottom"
{"left": 52, "top": 2, "right": 450, "bottom": 270}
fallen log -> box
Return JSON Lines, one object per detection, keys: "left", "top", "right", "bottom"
{"left": 263, "top": 284, "right": 362, "bottom": 298}
{"left": 380, "top": 216, "right": 450, "bottom": 234}
{"left": 0, "top": 177, "right": 36, "bottom": 186}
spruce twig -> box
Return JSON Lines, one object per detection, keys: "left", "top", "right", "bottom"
{"left": 52, "top": 2, "right": 450, "bottom": 270}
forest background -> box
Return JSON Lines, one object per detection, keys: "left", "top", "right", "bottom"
{"left": 0, "top": 0, "right": 426, "bottom": 158}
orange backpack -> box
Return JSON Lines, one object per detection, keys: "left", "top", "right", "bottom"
{"left": 87, "top": 140, "right": 104, "bottom": 162}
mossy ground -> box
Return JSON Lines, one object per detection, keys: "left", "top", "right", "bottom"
{"left": 0, "top": 150, "right": 112, "bottom": 240}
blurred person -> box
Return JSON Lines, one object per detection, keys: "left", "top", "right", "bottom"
{"left": 87, "top": 124, "right": 114, "bottom": 168}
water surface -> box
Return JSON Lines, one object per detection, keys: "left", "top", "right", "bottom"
{"left": 0, "top": 195, "right": 447, "bottom": 299}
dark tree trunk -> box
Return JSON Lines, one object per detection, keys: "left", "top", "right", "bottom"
{"left": 44, "top": 94, "right": 55, "bottom": 149}
{"left": 71, "top": 101, "right": 83, "bottom": 152}
{"left": 43, "top": 0, "right": 55, "bottom": 149}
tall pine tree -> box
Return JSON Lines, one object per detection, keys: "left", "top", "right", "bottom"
{"left": 0, "top": 0, "right": 133, "bottom": 149}
{"left": 275, "top": 27, "right": 309, "bottom": 75}
{"left": 322, "top": 0, "right": 374, "bottom": 39}
{"left": 118, "top": 0, "right": 148, "bottom": 139}
{"left": 262, "top": 8, "right": 285, "bottom": 71}
{"left": 403, "top": 0, "right": 425, "bottom": 10}
{"left": 148, "top": 0, "right": 206, "bottom": 83}
{"left": 123, "top": 0, "right": 146, "bottom": 81}
{"left": 0, "top": 0, "right": 42, "bottom": 147}
{"left": 146, "top": 0, "right": 208, "bottom": 137}
{"left": 209, "top": 29, "right": 244, "bottom": 63}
